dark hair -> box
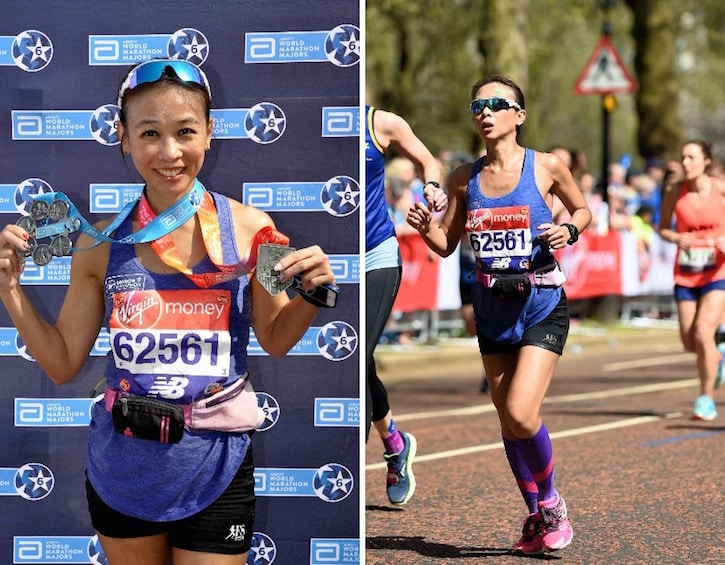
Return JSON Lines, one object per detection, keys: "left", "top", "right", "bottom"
{"left": 118, "top": 65, "right": 211, "bottom": 127}
{"left": 470, "top": 74, "right": 526, "bottom": 109}
{"left": 682, "top": 139, "right": 713, "bottom": 162}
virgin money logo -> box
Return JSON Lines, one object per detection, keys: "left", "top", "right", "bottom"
{"left": 467, "top": 209, "right": 493, "bottom": 231}
{"left": 114, "top": 291, "right": 161, "bottom": 329}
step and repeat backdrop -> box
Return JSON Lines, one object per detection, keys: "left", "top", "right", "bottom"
{"left": 0, "top": 2, "right": 361, "bottom": 564}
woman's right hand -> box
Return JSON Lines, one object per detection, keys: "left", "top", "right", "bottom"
{"left": 0, "top": 224, "right": 30, "bottom": 292}
{"left": 407, "top": 201, "right": 433, "bottom": 234}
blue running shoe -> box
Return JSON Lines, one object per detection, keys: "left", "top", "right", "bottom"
{"left": 693, "top": 395, "right": 717, "bottom": 421}
{"left": 384, "top": 431, "right": 417, "bottom": 505}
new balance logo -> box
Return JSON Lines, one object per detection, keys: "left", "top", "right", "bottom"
{"left": 226, "top": 524, "right": 246, "bottom": 542}
{"left": 542, "top": 334, "right": 559, "bottom": 345}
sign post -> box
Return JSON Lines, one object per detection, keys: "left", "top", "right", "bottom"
{"left": 574, "top": 34, "right": 637, "bottom": 204}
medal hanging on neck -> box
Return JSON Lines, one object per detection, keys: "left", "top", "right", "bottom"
{"left": 137, "top": 188, "right": 289, "bottom": 289}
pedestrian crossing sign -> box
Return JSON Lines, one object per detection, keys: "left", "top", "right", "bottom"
{"left": 574, "top": 35, "right": 638, "bottom": 95}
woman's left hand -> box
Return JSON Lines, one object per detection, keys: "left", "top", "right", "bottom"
{"left": 274, "top": 245, "right": 335, "bottom": 292}
{"left": 537, "top": 223, "right": 571, "bottom": 250}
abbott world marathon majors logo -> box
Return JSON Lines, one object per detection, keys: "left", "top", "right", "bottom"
{"left": 254, "top": 463, "right": 354, "bottom": 503}
{"left": 89, "top": 27, "right": 208, "bottom": 65}
{"left": 242, "top": 176, "right": 360, "bottom": 214}
{"left": 14, "top": 535, "right": 108, "bottom": 564}
{"left": 12, "top": 105, "right": 121, "bottom": 145}
{"left": 246, "top": 24, "right": 359, "bottom": 67}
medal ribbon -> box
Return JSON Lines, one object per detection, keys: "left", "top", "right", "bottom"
{"left": 137, "top": 186, "right": 289, "bottom": 288}
{"left": 34, "top": 181, "right": 205, "bottom": 249}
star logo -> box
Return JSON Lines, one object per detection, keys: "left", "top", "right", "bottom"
{"left": 248, "top": 532, "right": 276, "bottom": 565}
{"left": 320, "top": 175, "right": 360, "bottom": 217}
{"left": 317, "top": 321, "right": 358, "bottom": 361}
{"left": 90, "top": 105, "right": 121, "bottom": 146}
{"left": 313, "top": 463, "right": 354, "bottom": 503}
{"left": 167, "top": 28, "right": 209, "bottom": 64}
{"left": 255, "top": 393, "right": 280, "bottom": 431}
{"left": 14, "top": 462, "right": 55, "bottom": 500}
{"left": 12, "top": 30, "right": 54, "bottom": 72}
{"left": 245, "top": 103, "right": 287, "bottom": 144}
{"left": 29, "top": 37, "right": 52, "bottom": 63}
{"left": 324, "top": 24, "right": 360, "bottom": 67}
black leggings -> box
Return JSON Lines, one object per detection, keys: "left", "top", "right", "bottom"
{"left": 365, "top": 265, "right": 402, "bottom": 439}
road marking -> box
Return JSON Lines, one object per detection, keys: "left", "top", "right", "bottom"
{"left": 602, "top": 352, "right": 693, "bottom": 372}
{"left": 367, "top": 411, "right": 683, "bottom": 470}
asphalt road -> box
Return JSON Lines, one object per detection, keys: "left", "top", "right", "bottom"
{"left": 364, "top": 324, "right": 725, "bottom": 565}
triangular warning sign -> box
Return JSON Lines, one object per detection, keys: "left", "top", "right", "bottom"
{"left": 574, "top": 36, "right": 638, "bottom": 95}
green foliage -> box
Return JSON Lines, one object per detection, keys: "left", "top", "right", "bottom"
{"left": 366, "top": 0, "right": 724, "bottom": 179}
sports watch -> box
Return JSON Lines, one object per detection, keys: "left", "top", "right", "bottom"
{"left": 563, "top": 223, "right": 579, "bottom": 245}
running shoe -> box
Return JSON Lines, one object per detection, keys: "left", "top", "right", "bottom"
{"left": 539, "top": 493, "right": 574, "bottom": 551}
{"left": 511, "top": 512, "right": 544, "bottom": 555}
{"left": 384, "top": 431, "right": 417, "bottom": 505}
{"left": 693, "top": 395, "right": 718, "bottom": 421}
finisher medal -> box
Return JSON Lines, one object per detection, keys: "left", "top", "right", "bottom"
{"left": 16, "top": 196, "right": 81, "bottom": 266}
{"left": 256, "top": 244, "right": 295, "bottom": 296}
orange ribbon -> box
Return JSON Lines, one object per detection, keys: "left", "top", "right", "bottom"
{"left": 137, "top": 189, "right": 289, "bottom": 288}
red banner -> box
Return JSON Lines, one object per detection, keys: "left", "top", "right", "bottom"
{"left": 393, "top": 234, "right": 440, "bottom": 312}
{"left": 556, "top": 230, "right": 623, "bottom": 299}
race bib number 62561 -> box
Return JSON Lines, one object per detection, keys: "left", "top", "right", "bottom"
{"left": 109, "top": 289, "right": 232, "bottom": 377}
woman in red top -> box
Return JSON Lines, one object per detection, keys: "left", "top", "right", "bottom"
{"left": 659, "top": 140, "right": 725, "bottom": 421}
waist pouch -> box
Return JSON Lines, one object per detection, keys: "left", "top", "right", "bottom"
{"left": 111, "top": 395, "right": 184, "bottom": 444}
{"left": 476, "top": 264, "right": 566, "bottom": 298}
{"left": 105, "top": 374, "right": 263, "bottom": 440}
{"left": 183, "top": 375, "right": 263, "bottom": 433}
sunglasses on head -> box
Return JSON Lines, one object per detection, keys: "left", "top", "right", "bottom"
{"left": 117, "top": 59, "right": 211, "bottom": 106}
{"left": 469, "top": 97, "right": 521, "bottom": 115}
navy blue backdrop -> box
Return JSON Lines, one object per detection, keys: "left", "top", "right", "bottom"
{"left": 0, "top": 2, "right": 360, "bottom": 564}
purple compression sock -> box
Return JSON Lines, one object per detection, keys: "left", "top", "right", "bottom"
{"left": 517, "top": 423, "right": 556, "bottom": 502}
{"left": 503, "top": 436, "right": 539, "bottom": 513}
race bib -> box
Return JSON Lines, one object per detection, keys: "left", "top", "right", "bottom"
{"left": 466, "top": 205, "right": 532, "bottom": 271}
{"left": 677, "top": 247, "right": 716, "bottom": 272}
{"left": 109, "top": 290, "right": 232, "bottom": 391}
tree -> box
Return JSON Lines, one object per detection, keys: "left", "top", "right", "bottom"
{"left": 625, "top": 0, "right": 682, "bottom": 160}
{"left": 366, "top": 0, "right": 723, "bottom": 177}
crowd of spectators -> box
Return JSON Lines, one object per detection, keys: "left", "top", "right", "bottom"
{"left": 379, "top": 145, "right": 725, "bottom": 345}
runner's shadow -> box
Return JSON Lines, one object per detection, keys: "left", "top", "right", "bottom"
{"left": 365, "top": 504, "right": 404, "bottom": 513}
{"left": 666, "top": 424, "right": 725, "bottom": 432}
{"left": 366, "top": 536, "right": 561, "bottom": 560}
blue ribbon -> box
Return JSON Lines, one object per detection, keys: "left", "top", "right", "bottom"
{"left": 34, "top": 180, "right": 205, "bottom": 250}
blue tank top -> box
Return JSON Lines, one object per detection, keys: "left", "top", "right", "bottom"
{"left": 87, "top": 190, "right": 251, "bottom": 522}
{"left": 466, "top": 149, "right": 562, "bottom": 343}
{"left": 365, "top": 105, "right": 396, "bottom": 252}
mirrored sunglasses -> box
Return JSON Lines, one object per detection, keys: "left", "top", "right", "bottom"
{"left": 117, "top": 59, "right": 211, "bottom": 106}
{"left": 469, "top": 97, "right": 521, "bottom": 115}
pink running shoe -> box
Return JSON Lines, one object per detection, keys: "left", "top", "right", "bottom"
{"left": 539, "top": 493, "right": 574, "bottom": 551}
{"left": 511, "top": 512, "right": 544, "bottom": 555}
